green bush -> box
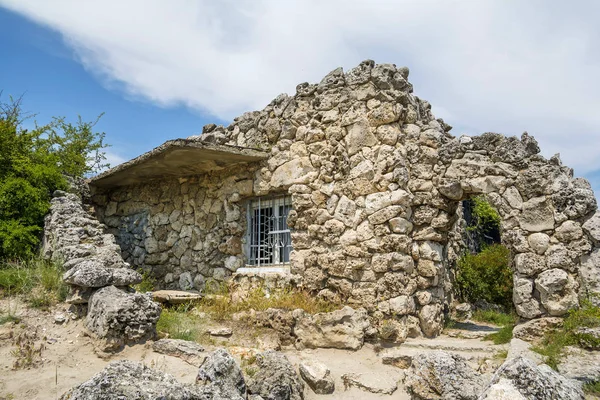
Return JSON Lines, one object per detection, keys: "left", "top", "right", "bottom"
{"left": 456, "top": 244, "right": 513, "bottom": 309}
{"left": 0, "top": 96, "right": 108, "bottom": 259}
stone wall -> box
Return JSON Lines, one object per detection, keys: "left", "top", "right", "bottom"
{"left": 92, "top": 164, "right": 258, "bottom": 291}
{"left": 91, "top": 60, "right": 600, "bottom": 337}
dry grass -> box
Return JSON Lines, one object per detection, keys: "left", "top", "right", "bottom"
{"left": 199, "top": 283, "right": 340, "bottom": 322}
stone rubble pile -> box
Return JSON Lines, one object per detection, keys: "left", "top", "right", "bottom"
{"left": 91, "top": 60, "right": 600, "bottom": 337}
{"left": 61, "top": 348, "right": 304, "bottom": 400}
{"left": 43, "top": 190, "right": 161, "bottom": 350}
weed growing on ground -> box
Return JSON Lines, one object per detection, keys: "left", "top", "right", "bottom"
{"left": 156, "top": 303, "right": 201, "bottom": 341}
{"left": 532, "top": 299, "right": 600, "bottom": 370}
{"left": 0, "top": 258, "right": 67, "bottom": 309}
{"left": 11, "top": 329, "right": 44, "bottom": 369}
{"left": 485, "top": 324, "right": 514, "bottom": 345}
{"left": 584, "top": 381, "right": 600, "bottom": 396}
{"left": 134, "top": 270, "right": 156, "bottom": 293}
{"left": 472, "top": 309, "right": 518, "bottom": 326}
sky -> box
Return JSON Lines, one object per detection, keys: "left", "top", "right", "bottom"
{"left": 0, "top": 0, "right": 599, "bottom": 191}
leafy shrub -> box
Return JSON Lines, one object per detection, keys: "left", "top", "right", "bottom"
{"left": 456, "top": 244, "right": 513, "bottom": 309}
{"left": 0, "top": 96, "right": 108, "bottom": 259}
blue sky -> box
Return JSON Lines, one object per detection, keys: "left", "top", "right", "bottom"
{"left": 1, "top": 1, "right": 599, "bottom": 193}
{"left": 0, "top": 8, "right": 223, "bottom": 166}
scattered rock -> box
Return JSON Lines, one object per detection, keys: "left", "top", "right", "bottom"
{"left": 197, "top": 348, "right": 246, "bottom": 399}
{"left": 59, "top": 360, "right": 206, "bottom": 399}
{"left": 209, "top": 327, "right": 233, "bottom": 337}
{"left": 403, "top": 351, "right": 485, "bottom": 400}
{"left": 294, "top": 306, "right": 370, "bottom": 350}
{"left": 152, "top": 338, "right": 205, "bottom": 365}
{"left": 453, "top": 302, "right": 472, "bottom": 321}
{"left": 341, "top": 372, "right": 398, "bottom": 395}
{"left": 54, "top": 313, "right": 67, "bottom": 324}
{"left": 63, "top": 260, "right": 142, "bottom": 288}
{"left": 247, "top": 350, "right": 304, "bottom": 400}
{"left": 299, "top": 360, "right": 335, "bottom": 394}
{"left": 85, "top": 285, "right": 161, "bottom": 351}
{"left": 480, "top": 356, "right": 584, "bottom": 400}
{"left": 512, "top": 317, "right": 563, "bottom": 343}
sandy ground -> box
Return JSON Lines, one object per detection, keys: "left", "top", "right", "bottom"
{"left": 0, "top": 298, "right": 411, "bottom": 400}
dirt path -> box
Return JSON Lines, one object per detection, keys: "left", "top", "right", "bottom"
{"left": 0, "top": 299, "right": 503, "bottom": 400}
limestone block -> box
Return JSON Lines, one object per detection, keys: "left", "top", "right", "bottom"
{"left": 535, "top": 269, "right": 578, "bottom": 316}
{"left": 345, "top": 118, "right": 377, "bottom": 156}
{"left": 388, "top": 295, "right": 416, "bottom": 315}
{"left": 554, "top": 220, "right": 583, "bottom": 242}
{"left": 389, "top": 217, "right": 413, "bottom": 234}
{"left": 519, "top": 196, "right": 555, "bottom": 232}
{"left": 579, "top": 248, "right": 600, "bottom": 305}
{"left": 270, "top": 157, "right": 317, "bottom": 188}
{"left": 582, "top": 211, "right": 600, "bottom": 243}
{"left": 527, "top": 233, "right": 549, "bottom": 255}
{"left": 514, "top": 253, "right": 546, "bottom": 277}
{"left": 418, "top": 303, "right": 444, "bottom": 337}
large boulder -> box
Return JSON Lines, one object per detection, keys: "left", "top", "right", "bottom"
{"left": 480, "top": 356, "right": 584, "bottom": 400}
{"left": 85, "top": 285, "right": 161, "bottom": 351}
{"left": 403, "top": 351, "right": 485, "bottom": 400}
{"left": 63, "top": 260, "right": 142, "bottom": 288}
{"left": 196, "top": 349, "right": 246, "bottom": 399}
{"left": 59, "top": 360, "right": 206, "bottom": 399}
{"left": 247, "top": 350, "right": 304, "bottom": 400}
{"left": 512, "top": 317, "right": 563, "bottom": 343}
{"left": 293, "top": 306, "right": 370, "bottom": 350}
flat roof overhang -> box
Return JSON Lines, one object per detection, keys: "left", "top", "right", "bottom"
{"left": 89, "top": 139, "right": 269, "bottom": 189}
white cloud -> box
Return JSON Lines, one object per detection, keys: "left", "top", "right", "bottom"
{"left": 2, "top": 0, "right": 600, "bottom": 175}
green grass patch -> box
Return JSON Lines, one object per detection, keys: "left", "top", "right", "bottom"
{"left": 532, "top": 299, "right": 600, "bottom": 370}
{"left": 133, "top": 270, "right": 156, "bottom": 293}
{"left": 472, "top": 309, "right": 518, "bottom": 326}
{"left": 0, "top": 258, "right": 67, "bottom": 309}
{"left": 485, "top": 324, "right": 514, "bottom": 345}
{"left": 584, "top": 381, "right": 600, "bottom": 396}
{"left": 156, "top": 303, "right": 202, "bottom": 341}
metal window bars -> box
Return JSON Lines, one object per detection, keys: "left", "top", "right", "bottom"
{"left": 246, "top": 195, "right": 293, "bottom": 266}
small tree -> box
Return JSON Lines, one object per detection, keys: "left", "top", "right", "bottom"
{"left": 0, "top": 95, "right": 109, "bottom": 259}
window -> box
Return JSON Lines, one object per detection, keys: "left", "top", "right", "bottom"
{"left": 245, "top": 196, "right": 292, "bottom": 266}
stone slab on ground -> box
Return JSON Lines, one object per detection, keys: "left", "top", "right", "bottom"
{"left": 341, "top": 372, "right": 399, "bottom": 395}
{"left": 152, "top": 339, "right": 205, "bottom": 366}
{"left": 557, "top": 346, "right": 600, "bottom": 383}
{"left": 299, "top": 360, "right": 335, "bottom": 394}
{"left": 151, "top": 290, "right": 202, "bottom": 304}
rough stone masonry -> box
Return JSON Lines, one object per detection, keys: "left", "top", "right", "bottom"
{"left": 89, "top": 60, "right": 600, "bottom": 338}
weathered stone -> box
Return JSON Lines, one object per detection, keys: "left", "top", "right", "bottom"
{"left": 294, "top": 306, "right": 370, "bottom": 350}
{"left": 528, "top": 233, "right": 550, "bottom": 255}
{"left": 480, "top": 356, "right": 584, "bottom": 400}
{"left": 514, "top": 252, "right": 546, "bottom": 277}
{"left": 404, "top": 351, "right": 485, "bottom": 400}
{"left": 582, "top": 211, "right": 600, "bottom": 243}
{"left": 59, "top": 360, "right": 209, "bottom": 400}
{"left": 341, "top": 372, "right": 398, "bottom": 395}
{"left": 247, "top": 350, "right": 304, "bottom": 400}
{"left": 86, "top": 286, "right": 161, "bottom": 351}
{"left": 197, "top": 349, "right": 246, "bottom": 399}
{"left": 519, "top": 196, "right": 555, "bottom": 232}
{"left": 418, "top": 303, "right": 443, "bottom": 337}
{"left": 512, "top": 317, "right": 563, "bottom": 343}
{"left": 63, "top": 261, "right": 142, "bottom": 288}
{"left": 535, "top": 269, "right": 578, "bottom": 316}
{"left": 299, "top": 360, "right": 335, "bottom": 394}
{"left": 152, "top": 338, "right": 205, "bottom": 365}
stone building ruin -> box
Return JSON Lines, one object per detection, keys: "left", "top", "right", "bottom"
{"left": 89, "top": 60, "right": 600, "bottom": 338}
